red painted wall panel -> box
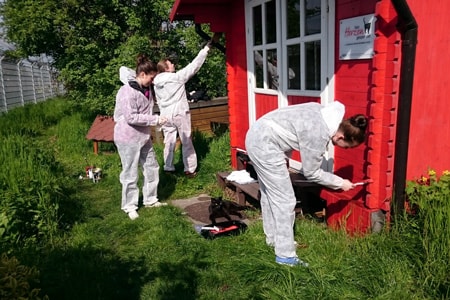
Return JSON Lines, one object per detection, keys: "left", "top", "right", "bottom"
{"left": 255, "top": 93, "right": 278, "bottom": 118}
{"left": 225, "top": 1, "right": 248, "bottom": 168}
{"left": 405, "top": 1, "right": 450, "bottom": 178}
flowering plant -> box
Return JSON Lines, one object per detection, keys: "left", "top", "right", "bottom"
{"left": 405, "top": 169, "right": 450, "bottom": 288}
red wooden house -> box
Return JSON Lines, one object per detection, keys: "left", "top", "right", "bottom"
{"left": 169, "top": 0, "right": 450, "bottom": 233}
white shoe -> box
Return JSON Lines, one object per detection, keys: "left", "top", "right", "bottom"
{"left": 145, "top": 202, "right": 167, "bottom": 208}
{"left": 128, "top": 211, "right": 139, "bottom": 220}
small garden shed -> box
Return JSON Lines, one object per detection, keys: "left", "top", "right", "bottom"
{"left": 169, "top": 0, "right": 450, "bottom": 233}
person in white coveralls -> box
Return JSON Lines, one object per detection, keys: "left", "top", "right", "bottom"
{"left": 245, "top": 101, "right": 368, "bottom": 266}
{"left": 114, "top": 54, "right": 168, "bottom": 220}
{"left": 152, "top": 41, "right": 214, "bottom": 177}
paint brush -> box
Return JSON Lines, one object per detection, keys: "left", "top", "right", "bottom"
{"left": 354, "top": 179, "right": 374, "bottom": 186}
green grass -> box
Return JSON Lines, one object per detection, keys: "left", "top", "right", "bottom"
{"left": 1, "top": 98, "right": 449, "bottom": 299}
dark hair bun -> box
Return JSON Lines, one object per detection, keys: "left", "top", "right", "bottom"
{"left": 350, "top": 114, "right": 368, "bottom": 131}
{"left": 136, "top": 54, "right": 149, "bottom": 65}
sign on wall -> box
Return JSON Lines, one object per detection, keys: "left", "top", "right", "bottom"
{"left": 339, "top": 14, "right": 376, "bottom": 60}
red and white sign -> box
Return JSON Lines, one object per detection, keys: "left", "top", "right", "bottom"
{"left": 339, "top": 14, "right": 376, "bottom": 60}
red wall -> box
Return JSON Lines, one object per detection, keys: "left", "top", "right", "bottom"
{"left": 331, "top": 0, "right": 400, "bottom": 217}
{"left": 224, "top": 1, "right": 249, "bottom": 167}
{"left": 406, "top": 1, "right": 450, "bottom": 179}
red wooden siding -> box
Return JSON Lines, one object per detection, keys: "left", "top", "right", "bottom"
{"left": 254, "top": 93, "right": 278, "bottom": 118}
{"left": 406, "top": 1, "right": 450, "bottom": 178}
{"left": 225, "top": 1, "right": 249, "bottom": 168}
{"left": 287, "top": 95, "right": 320, "bottom": 105}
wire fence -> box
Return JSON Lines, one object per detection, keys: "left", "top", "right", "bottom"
{"left": 0, "top": 57, "right": 65, "bottom": 113}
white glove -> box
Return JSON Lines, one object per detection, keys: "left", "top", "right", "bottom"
{"left": 158, "top": 116, "right": 168, "bottom": 125}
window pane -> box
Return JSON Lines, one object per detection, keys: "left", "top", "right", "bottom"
{"left": 253, "top": 5, "right": 262, "bottom": 45}
{"left": 254, "top": 51, "right": 264, "bottom": 88}
{"left": 286, "top": 0, "right": 300, "bottom": 39}
{"left": 305, "top": 0, "right": 321, "bottom": 35}
{"left": 265, "top": 0, "right": 277, "bottom": 43}
{"left": 287, "top": 44, "right": 300, "bottom": 89}
{"left": 305, "top": 41, "right": 320, "bottom": 90}
{"left": 267, "top": 49, "right": 278, "bottom": 89}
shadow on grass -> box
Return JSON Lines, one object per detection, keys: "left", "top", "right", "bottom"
{"left": 39, "top": 246, "right": 208, "bottom": 300}
{"left": 156, "top": 130, "right": 215, "bottom": 200}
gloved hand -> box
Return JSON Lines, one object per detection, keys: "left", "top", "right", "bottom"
{"left": 158, "top": 116, "right": 168, "bottom": 126}
{"left": 341, "top": 179, "right": 355, "bottom": 191}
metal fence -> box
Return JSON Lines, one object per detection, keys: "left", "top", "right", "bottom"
{"left": 0, "top": 57, "right": 65, "bottom": 113}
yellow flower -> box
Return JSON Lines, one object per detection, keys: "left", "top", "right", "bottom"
{"left": 428, "top": 169, "right": 436, "bottom": 176}
{"left": 442, "top": 170, "right": 450, "bottom": 176}
{"left": 421, "top": 176, "right": 428, "bottom": 183}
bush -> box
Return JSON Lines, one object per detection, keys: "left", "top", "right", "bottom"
{"left": 0, "top": 253, "right": 48, "bottom": 300}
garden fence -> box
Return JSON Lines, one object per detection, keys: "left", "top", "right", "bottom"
{"left": 0, "top": 57, "right": 65, "bottom": 113}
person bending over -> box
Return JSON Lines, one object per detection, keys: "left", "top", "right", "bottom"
{"left": 245, "top": 101, "right": 368, "bottom": 266}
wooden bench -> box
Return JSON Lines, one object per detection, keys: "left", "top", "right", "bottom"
{"left": 216, "top": 168, "right": 322, "bottom": 206}
{"left": 216, "top": 171, "right": 260, "bottom": 206}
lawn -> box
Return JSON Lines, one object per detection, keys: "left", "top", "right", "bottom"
{"left": 0, "top": 98, "right": 448, "bottom": 300}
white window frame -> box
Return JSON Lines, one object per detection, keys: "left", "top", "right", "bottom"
{"left": 246, "top": 0, "right": 335, "bottom": 123}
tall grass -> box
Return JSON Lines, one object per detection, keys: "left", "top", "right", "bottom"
{"left": 1, "top": 98, "right": 449, "bottom": 299}
{"left": 0, "top": 99, "right": 78, "bottom": 251}
{"left": 405, "top": 171, "right": 450, "bottom": 297}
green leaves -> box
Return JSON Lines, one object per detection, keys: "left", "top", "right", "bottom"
{"left": 1, "top": 0, "right": 227, "bottom": 115}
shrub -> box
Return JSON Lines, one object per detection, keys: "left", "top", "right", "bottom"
{"left": 0, "top": 253, "right": 48, "bottom": 300}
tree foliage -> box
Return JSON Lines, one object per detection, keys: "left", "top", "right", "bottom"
{"left": 0, "top": 0, "right": 227, "bottom": 115}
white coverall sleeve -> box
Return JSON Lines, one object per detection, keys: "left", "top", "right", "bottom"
{"left": 175, "top": 46, "right": 210, "bottom": 83}
{"left": 122, "top": 93, "right": 159, "bottom": 127}
{"left": 300, "top": 146, "right": 344, "bottom": 190}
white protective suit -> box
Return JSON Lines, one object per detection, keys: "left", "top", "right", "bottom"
{"left": 114, "top": 71, "right": 160, "bottom": 214}
{"left": 153, "top": 45, "right": 210, "bottom": 173}
{"left": 245, "top": 101, "right": 346, "bottom": 259}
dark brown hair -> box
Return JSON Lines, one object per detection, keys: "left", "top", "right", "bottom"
{"left": 338, "top": 114, "right": 368, "bottom": 145}
{"left": 135, "top": 54, "right": 157, "bottom": 75}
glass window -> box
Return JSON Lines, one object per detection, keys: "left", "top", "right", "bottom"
{"left": 266, "top": 0, "right": 277, "bottom": 44}
{"left": 286, "top": 0, "right": 300, "bottom": 39}
{"left": 267, "top": 49, "right": 278, "bottom": 89}
{"left": 305, "top": 41, "right": 321, "bottom": 90}
{"left": 305, "top": 0, "right": 321, "bottom": 35}
{"left": 287, "top": 44, "right": 300, "bottom": 89}
{"left": 253, "top": 5, "right": 262, "bottom": 45}
{"left": 250, "top": 0, "right": 324, "bottom": 92}
{"left": 254, "top": 50, "right": 264, "bottom": 88}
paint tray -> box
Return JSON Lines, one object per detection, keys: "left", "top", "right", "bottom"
{"left": 198, "top": 220, "right": 248, "bottom": 239}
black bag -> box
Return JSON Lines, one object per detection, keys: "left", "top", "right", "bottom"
{"left": 187, "top": 90, "right": 209, "bottom": 102}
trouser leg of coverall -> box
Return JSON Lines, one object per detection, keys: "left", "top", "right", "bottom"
{"left": 116, "top": 143, "right": 141, "bottom": 213}
{"left": 177, "top": 113, "right": 197, "bottom": 173}
{"left": 258, "top": 182, "right": 275, "bottom": 246}
{"left": 253, "top": 157, "right": 297, "bottom": 258}
{"left": 246, "top": 126, "right": 297, "bottom": 258}
{"left": 140, "top": 140, "right": 160, "bottom": 206}
{"left": 162, "top": 124, "right": 178, "bottom": 171}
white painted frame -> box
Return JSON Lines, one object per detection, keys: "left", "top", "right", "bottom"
{"left": 245, "top": 0, "right": 335, "bottom": 122}
{"left": 245, "top": 0, "right": 336, "bottom": 170}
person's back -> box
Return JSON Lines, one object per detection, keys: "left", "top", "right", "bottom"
{"left": 152, "top": 43, "right": 212, "bottom": 176}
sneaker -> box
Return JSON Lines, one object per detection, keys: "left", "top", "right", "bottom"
{"left": 184, "top": 171, "right": 197, "bottom": 178}
{"left": 275, "top": 256, "right": 309, "bottom": 267}
{"left": 145, "top": 201, "right": 168, "bottom": 208}
{"left": 128, "top": 211, "right": 139, "bottom": 220}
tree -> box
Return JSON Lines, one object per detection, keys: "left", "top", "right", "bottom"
{"left": 0, "top": 0, "right": 226, "bottom": 115}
